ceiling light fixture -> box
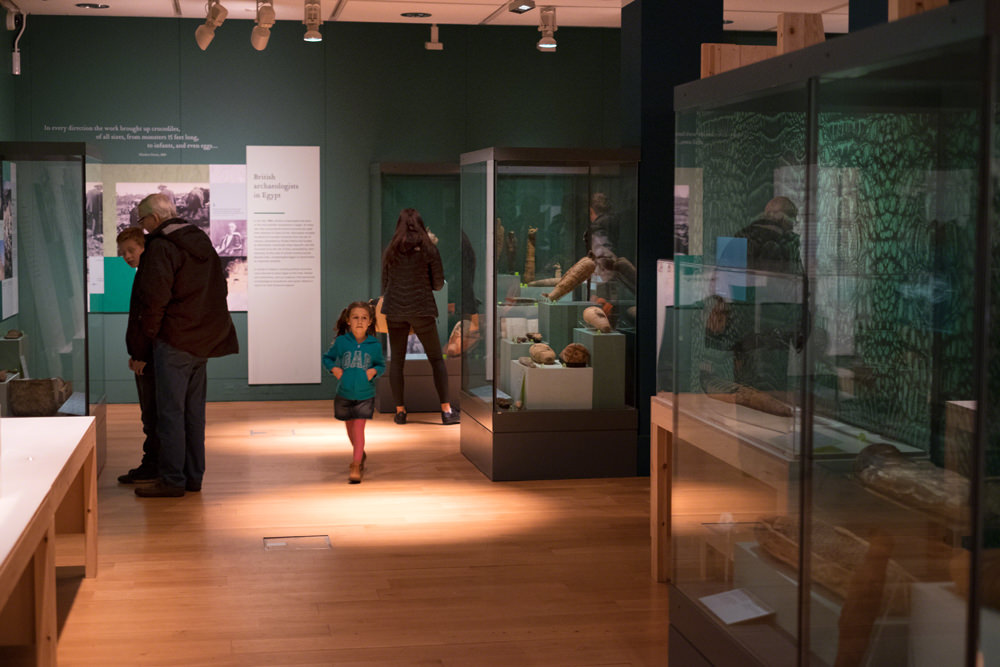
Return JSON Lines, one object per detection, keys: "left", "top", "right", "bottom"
{"left": 424, "top": 23, "right": 443, "bottom": 51}
{"left": 303, "top": 0, "right": 322, "bottom": 42}
{"left": 195, "top": 0, "right": 227, "bottom": 51}
{"left": 251, "top": 0, "right": 275, "bottom": 51}
{"left": 401, "top": 12, "right": 431, "bottom": 18}
{"left": 508, "top": 0, "right": 535, "bottom": 13}
{"left": 536, "top": 6, "right": 556, "bottom": 52}
{"left": 75, "top": 3, "right": 111, "bottom": 8}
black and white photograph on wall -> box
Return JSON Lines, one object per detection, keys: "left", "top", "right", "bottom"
{"left": 85, "top": 181, "right": 104, "bottom": 256}
{"left": 115, "top": 182, "right": 211, "bottom": 235}
{"left": 1, "top": 174, "right": 12, "bottom": 279}
{"left": 674, "top": 184, "right": 689, "bottom": 255}
{"left": 212, "top": 219, "right": 246, "bottom": 257}
{"left": 222, "top": 256, "right": 248, "bottom": 312}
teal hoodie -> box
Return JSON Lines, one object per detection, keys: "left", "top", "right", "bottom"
{"left": 322, "top": 334, "right": 385, "bottom": 400}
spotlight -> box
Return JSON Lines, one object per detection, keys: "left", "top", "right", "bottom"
{"left": 424, "top": 23, "right": 443, "bottom": 51}
{"left": 303, "top": 0, "right": 322, "bottom": 42}
{"left": 536, "top": 6, "right": 556, "bottom": 52}
{"left": 251, "top": 0, "right": 276, "bottom": 51}
{"left": 508, "top": 0, "right": 535, "bottom": 13}
{"left": 195, "top": 0, "right": 228, "bottom": 51}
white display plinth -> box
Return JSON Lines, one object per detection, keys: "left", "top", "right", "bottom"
{"left": 508, "top": 361, "right": 593, "bottom": 410}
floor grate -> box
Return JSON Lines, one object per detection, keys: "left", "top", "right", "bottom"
{"left": 262, "top": 535, "right": 331, "bottom": 550}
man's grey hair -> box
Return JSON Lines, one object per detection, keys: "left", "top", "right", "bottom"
{"left": 138, "top": 192, "right": 178, "bottom": 221}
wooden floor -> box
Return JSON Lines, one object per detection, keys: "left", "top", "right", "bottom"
{"left": 49, "top": 401, "right": 668, "bottom": 666}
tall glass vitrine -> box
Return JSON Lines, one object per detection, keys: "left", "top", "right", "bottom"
{"left": 0, "top": 143, "right": 106, "bottom": 467}
{"left": 458, "top": 147, "right": 639, "bottom": 480}
{"left": 664, "top": 3, "right": 1000, "bottom": 665}
{"left": 369, "top": 162, "right": 461, "bottom": 412}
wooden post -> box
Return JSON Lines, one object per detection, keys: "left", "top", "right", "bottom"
{"left": 888, "top": 0, "right": 949, "bottom": 21}
{"left": 777, "top": 13, "right": 825, "bottom": 55}
{"left": 700, "top": 43, "right": 777, "bottom": 78}
{"left": 34, "top": 525, "right": 57, "bottom": 666}
{"left": 650, "top": 397, "right": 673, "bottom": 582}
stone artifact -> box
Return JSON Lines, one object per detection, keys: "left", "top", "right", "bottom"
{"left": 445, "top": 319, "right": 480, "bottom": 356}
{"left": 854, "top": 442, "right": 970, "bottom": 522}
{"left": 542, "top": 256, "right": 596, "bottom": 301}
{"left": 560, "top": 343, "right": 589, "bottom": 367}
{"left": 525, "top": 263, "right": 563, "bottom": 287}
{"left": 496, "top": 396, "right": 512, "bottom": 409}
{"left": 613, "top": 256, "right": 637, "bottom": 293}
{"left": 529, "top": 343, "right": 556, "bottom": 365}
{"left": 518, "top": 356, "right": 536, "bottom": 367}
{"left": 9, "top": 377, "right": 72, "bottom": 417}
{"left": 755, "top": 514, "right": 912, "bottom": 614}
{"left": 583, "top": 306, "right": 613, "bottom": 333}
{"left": 526, "top": 277, "right": 560, "bottom": 287}
{"left": 703, "top": 377, "right": 794, "bottom": 417}
{"left": 4, "top": 329, "right": 21, "bottom": 339}
{"left": 526, "top": 332, "right": 543, "bottom": 343}
{"left": 523, "top": 227, "right": 537, "bottom": 283}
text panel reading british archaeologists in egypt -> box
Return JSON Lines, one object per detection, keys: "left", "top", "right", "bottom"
{"left": 246, "top": 146, "right": 321, "bottom": 385}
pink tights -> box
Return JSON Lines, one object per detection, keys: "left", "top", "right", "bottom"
{"left": 345, "top": 419, "right": 366, "bottom": 462}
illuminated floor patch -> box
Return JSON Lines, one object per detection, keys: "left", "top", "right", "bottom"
{"left": 263, "top": 535, "right": 331, "bottom": 550}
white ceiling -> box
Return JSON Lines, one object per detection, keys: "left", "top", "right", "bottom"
{"left": 2, "top": 0, "right": 850, "bottom": 33}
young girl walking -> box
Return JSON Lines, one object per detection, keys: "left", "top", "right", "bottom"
{"left": 323, "top": 301, "right": 386, "bottom": 483}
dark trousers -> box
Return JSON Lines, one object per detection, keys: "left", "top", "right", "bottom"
{"left": 154, "top": 339, "right": 208, "bottom": 489}
{"left": 135, "top": 364, "right": 160, "bottom": 471}
{"left": 387, "top": 315, "right": 449, "bottom": 408}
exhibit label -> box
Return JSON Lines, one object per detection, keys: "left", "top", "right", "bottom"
{"left": 246, "top": 146, "right": 321, "bottom": 384}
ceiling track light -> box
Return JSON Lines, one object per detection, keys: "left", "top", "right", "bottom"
{"left": 536, "top": 6, "right": 556, "bottom": 52}
{"left": 508, "top": 0, "right": 535, "bottom": 13}
{"left": 251, "top": 0, "right": 275, "bottom": 51}
{"left": 303, "top": 0, "right": 322, "bottom": 42}
{"left": 425, "top": 23, "right": 443, "bottom": 51}
{"left": 195, "top": 0, "right": 227, "bottom": 51}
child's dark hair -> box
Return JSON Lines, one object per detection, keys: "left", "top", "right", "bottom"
{"left": 336, "top": 301, "right": 376, "bottom": 337}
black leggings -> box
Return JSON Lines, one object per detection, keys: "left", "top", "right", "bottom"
{"left": 386, "top": 316, "right": 449, "bottom": 408}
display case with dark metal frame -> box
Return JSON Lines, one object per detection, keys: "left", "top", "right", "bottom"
{"left": 661, "top": 2, "right": 1000, "bottom": 665}
{"left": 0, "top": 142, "right": 107, "bottom": 470}
{"left": 369, "top": 162, "right": 462, "bottom": 413}
{"left": 458, "top": 147, "right": 639, "bottom": 481}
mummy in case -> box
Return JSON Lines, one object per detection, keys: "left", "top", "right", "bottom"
{"left": 542, "top": 256, "right": 596, "bottom": 301}
{"left": 583, "top": 306, "right": 613, "bottom": 333}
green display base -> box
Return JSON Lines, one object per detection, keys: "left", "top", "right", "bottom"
{"left": 538, "top": 301, "right": 591, "bottom": 357}
{"left": 573, "top": 328, "right": 626, "bottom": 409}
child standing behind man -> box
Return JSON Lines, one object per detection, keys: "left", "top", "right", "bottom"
{"left": 323, "top": 301, "right": 385, "bottom": 483}
{"left": 116, "top": 227, "right": 160, "bottom": 484}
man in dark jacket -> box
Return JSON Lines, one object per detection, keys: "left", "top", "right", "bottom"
{"left": 129, "top": 192, "right": 239, "bottom": 497}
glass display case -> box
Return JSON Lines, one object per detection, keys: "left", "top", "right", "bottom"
{"left": 369, "top": 162, "right": 461, "bottom": 412}
{"left": 661, "top": 3, "right": 1000, "bottom": 665}
{"left": 458, "top": 147, "right": 639, "bottom": 480}
{"left": 0, "top": 143, "right": 106, "bottom": 467}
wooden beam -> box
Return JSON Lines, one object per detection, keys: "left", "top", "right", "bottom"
{"left": 777, "top": 12, "right": 825, "bottom": 55}
{"left": 889, "top": 0, "right": 949, "bottom": 21}
{"left": 701, "top": 43, "right": 777, "bottom": 78}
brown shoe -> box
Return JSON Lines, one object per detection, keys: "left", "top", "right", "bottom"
{"left": 349, "top": 461, "right": 362, "bottom": 484}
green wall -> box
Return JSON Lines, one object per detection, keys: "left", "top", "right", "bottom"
{"left": 11, "top": 16, "right": 622, "bottom": 402}
{"left": 0, "top": 20, "right": 12, "bottom": 140}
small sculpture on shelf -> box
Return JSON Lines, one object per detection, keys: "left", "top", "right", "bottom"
{"left": 523, "top": 227, "right": 537, "bottom": 283}
{"left": 502, "top": 230, "right": 519, "bottom": 275}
